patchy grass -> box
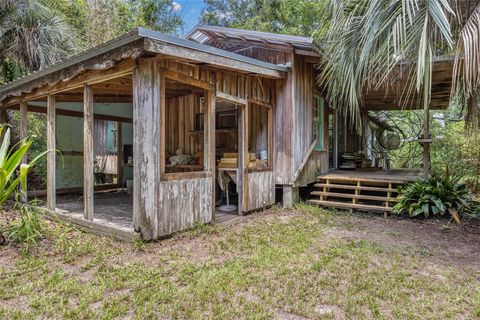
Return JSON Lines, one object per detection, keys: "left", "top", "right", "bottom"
{"left": 1, "top": 204, "right": 479, "bottom": 319}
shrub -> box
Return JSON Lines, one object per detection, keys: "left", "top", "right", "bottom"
{"left": 5, "top": 197, "right": 44, "bottom": 252}
{"left": 393, "top": 175, "right": 477, "bottom": 222}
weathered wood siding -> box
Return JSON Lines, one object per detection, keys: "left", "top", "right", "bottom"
{"left": 274, "top": 75, "right": 294, "bottom": 185}
{"left": 132, "top": 59, "right": 162, "bottom": 239}
{"left": 246, "top": 171, "right": 275, "bottom": 211}
{"left": 157, "top": 177, "right": 213, "bottom": 236}
{"left": 165, "top": 93, "right": 202, "bottom": 157}
{"left": 292, "top": 56, "right": 329, "bottom": 186}
{"left": 248, "top": 104, "right": 268, "bottom": 154}
{"left": 206, "top": 39, "right": 293, "bottom": 65}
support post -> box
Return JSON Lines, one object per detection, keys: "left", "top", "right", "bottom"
{"left": 19, "top": 101, "right": 28, "bottom": 202}
{"left": 116, "top": 122, "right": 123, "bottom": 188}
{"left": 46, "top": 95, "right": 56, "bottom": 211}
{"left": 206, "top": 89, "right": 216, "bottom": 222}
{"left": 282, "top": 185, "right": 299, "bottom": 208}
{"left": 423, "top": 104, "right": 431, "bottom": 177}
{"left": 132, "top": 59, "right": 162, "bottom": 240}
{"left": 83, "top": 85, "right": 94, "bottom": 221}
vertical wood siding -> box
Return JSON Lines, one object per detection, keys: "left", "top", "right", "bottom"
{"left": 157, "top": 177, "right": 213, "bottom": 236}
{"left": 246, "top": 171, "right": 275, "bottom": 211}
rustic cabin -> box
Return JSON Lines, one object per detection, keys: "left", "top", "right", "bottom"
{"left": 0, "top": 26, "right": 451, "bottom": 240}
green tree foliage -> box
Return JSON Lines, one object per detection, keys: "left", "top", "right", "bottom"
{"left": 317, "top": 1, "right": 480, "bottom": 128}
{"left": 200, "top": 0, "right": 325, "bottom": 36}
{"left": 54, "top": 0, "right": 184, "bottom": 47}
{"left": 0, "top": 0, "right": 81, "bottom": 84}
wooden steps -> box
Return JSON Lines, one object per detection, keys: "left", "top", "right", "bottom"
{"left": 308, "top": 200, "right": 393, "bottom": 212}
{"left": 310, "top": 191, "right": 398, "bottom": 202}
{"left": 309, "top": 173, "right": 407, "bottom": 214}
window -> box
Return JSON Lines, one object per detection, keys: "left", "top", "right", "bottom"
{"left": 313, "top": 95, "right": 325, "bottom": 151}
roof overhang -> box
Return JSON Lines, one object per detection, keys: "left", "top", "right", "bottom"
{"left": 0, "top": 27, "right": 287, "bottom": 106}
{"left": 186, "top": 25, "right": 315, "bottom": 51}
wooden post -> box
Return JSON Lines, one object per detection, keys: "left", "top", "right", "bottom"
{"left": 19, "top": 101, "right": 28, "bottom": 202}
{"left": 116, "top": 122, "right": 123, "bottom": 188}
{"left": 83, "top": 85, "right": 94, "bottom": 221}
{"left": 46, "top": 95, "right": 56, "bottom": 211}
{"left": 132, "top": 59, "right": 161, "bottom": 240}
{"left": 423, "top": 104, "right": 431, "bottom": 177}
{"left": 206, "top": 89, "right": 215, "bottom": 222}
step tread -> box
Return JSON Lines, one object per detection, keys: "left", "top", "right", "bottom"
{"left": 311, "top": 191, "right": 398, "bottom": 202}
{"left": 314, "top": 183, "right": 397, "bottom": 192}
{"left": 308, "top": 199, "right": 393, "bottom": 212}
{"left": 317, "top": 176, "right": 407, "bottom": 184}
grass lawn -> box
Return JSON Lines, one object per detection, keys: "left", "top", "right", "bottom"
{"left": 1, "top": 204, "right": 479, "bottom": 319}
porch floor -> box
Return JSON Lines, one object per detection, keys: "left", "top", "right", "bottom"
{"left": 51, "top": 192, "right": 243, "bottom": 239}
{"left": 319, "top": 168, "right": 422, "bottom": 183}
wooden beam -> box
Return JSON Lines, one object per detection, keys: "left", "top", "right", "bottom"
{"left": 159, "top": 67, "right": 214, "bottom": 91}
{"left": 1, "top": 59, "right": 134, "bottom": 108}
{"left": 46, "top": 95, "right": 56, "bottom": 211}
{"left": 144, "top": 39, "right": 286, "bottom": 79}
{"left": 216, "top": 91, "right": 247, "bottom": 105}
{"left": 83, "top": 85, "right": 94, "bottom": 221}
{"left": 8, "top": 104, "right": 133, "bottom": 123}
{"left": 160, "top": 75, "right": 166, "bottom": 175}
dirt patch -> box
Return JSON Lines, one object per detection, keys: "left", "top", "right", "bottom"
{"left": 323, "top": 212, "right": 480, "bottom": 269}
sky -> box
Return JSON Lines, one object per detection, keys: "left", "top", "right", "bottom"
{"left": 174, "top": 0, "right": 207, "bottom": 35}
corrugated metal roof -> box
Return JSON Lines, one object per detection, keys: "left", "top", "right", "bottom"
{"left": 185, "top": 25, "right": 314, "bottom": 50}
{"left": 0, "top": 27, "right": 288, "bottom": 100}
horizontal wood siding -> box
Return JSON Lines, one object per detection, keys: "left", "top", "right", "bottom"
{"left": 158, "top": 177, "right": 213, "bottom": 236}
{"left": 246, "top": 171, "right": 275, "bottom": 211}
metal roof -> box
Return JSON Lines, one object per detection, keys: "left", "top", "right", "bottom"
{"left": 0, "top": 27, "right": 288, "bottom": 100}
{"left": 185, "top": 25, "right": 314, "bottom": 50}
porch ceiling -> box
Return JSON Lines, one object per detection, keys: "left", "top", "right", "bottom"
{"left": 361, "top": 59, "right": 454, "bottom": 111}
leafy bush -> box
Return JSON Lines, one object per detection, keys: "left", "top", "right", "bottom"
{"left": 393, "top": 175, "right": 476, "bottom": 221}
{"left": 0, "top": 125, "right": 49, "bottom": 206}
{"left": 5, "top": 197, "right": 44, "bottom": 252}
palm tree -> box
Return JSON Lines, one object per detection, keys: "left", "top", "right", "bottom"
{"left": 0, "top": 0, "right": 81, "bottom": 83}
{"left": 316, "top": 0, "right": 480, "bottom": 128}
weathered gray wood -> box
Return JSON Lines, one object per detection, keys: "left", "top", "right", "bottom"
{"left": 19, "top": 101, "right": 28, "bottom": 163}
{"left": 237, "top": 104, "right": 246, "bottom": 214}
{"left": 144, "top": 38, "right": 286, "bottom": 79}
{"left": 46, "top": 95, "right": 56, "bottom": 211}
{"left": 83, "top": 85, "right": 94, "bottom": 220}
{"left": 157, "top": 177, "right": 212, "bottom": 237}
{"left": 423, "top": 104, "right": 431, "bottom": 177}
{"left": 132, "top": 58, "right": 161, "bottom": 240}
{"left": 246, "top": 171, "right": 275, "bottom": 211}
{"left": 19, "top": 101, "right": 28, "bottom": 202}
{"left": 207, "top": 89, "right": 216, "bottom": 222}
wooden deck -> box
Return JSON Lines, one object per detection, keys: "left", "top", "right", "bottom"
{"left": 318, "top": 169, "right": 422, "bottom": 183}
{"left": 309, "top": 169, "right": 421, "bottom": 213}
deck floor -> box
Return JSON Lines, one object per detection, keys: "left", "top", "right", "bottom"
{"left": 54, "top": 192, "right": 244, "bottom": 232}
{"left": 320, "top": 169, "right": 421, "bottom": 182}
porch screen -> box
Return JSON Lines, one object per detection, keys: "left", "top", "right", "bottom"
{"left": 313, "top": 95, "right": 325, "bottom": 151}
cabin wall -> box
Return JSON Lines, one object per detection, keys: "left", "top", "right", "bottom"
{"left": 165, "top": 93, "right": 202, "bottom": 158}
{"left": 292, "top": 55, "right": 329, "bottom": 186}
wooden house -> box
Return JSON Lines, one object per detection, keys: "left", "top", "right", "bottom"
{"left": 0, "top": 26, "right": 450, "bottom": 240}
